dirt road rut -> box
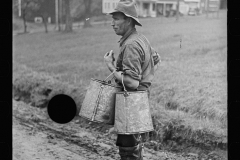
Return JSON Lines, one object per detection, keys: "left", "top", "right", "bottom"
{"left": 13, "top": 100, "right": 202, "bottom": 160}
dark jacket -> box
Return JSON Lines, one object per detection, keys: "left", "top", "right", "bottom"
{"left": 116, "top": 28, "right": 161, "bottom": 92}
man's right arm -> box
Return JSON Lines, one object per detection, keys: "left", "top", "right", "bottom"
{"left": 151, "top": 48, "right": 161, "bottom": 71}
{"left": 108, "top": 66, "right": 140, "bottom": 90}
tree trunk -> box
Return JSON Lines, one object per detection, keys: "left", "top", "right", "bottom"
{"left": 58, "top": 0, "right": 62, "bottom": 31}
{"left": 41, "top": 15, "right": 48, "bottom": 33}
{"left": 83, "top": 0, "right": 92, "bottom": 28}
{"left": 22, "top": 9, "right": 27, "bottom": 33}
{"left": 44, "top": 22, "right": 48, "bottom": 33}
{"left": 64, "top": 0, "right": 72, "bottom": 32}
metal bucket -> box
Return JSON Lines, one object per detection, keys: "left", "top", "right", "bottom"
{"left": 79, "top": 73, "right": 122, "bottom": 125}
{"left": 114, "top": 75, "right": 154, "bottom": 134}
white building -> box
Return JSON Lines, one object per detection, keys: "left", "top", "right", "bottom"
{"left": 136, "top": 0, "right": 157, "bottom": 17}
{"left": 102, "top": 0, "right": 157, "bottom": 17}
{"left": 102, "top": 0, "right": 207, "bottom": 17}
{"left": 102, "top": 0, "right": 119, "bottom": 14}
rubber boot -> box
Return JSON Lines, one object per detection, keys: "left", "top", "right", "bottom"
{"left": 119, "top": 144, "right": 144, "bottom": 160}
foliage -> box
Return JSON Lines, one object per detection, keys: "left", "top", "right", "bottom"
{"left": 64, "top": 0, "right": 73, "bottom": 32}
{"left": 13, "top": 63, "right": 86, "bottom": 115}
{"left": 150, "top": 115, "right": 227, "bottom": 152}
{"left": 83, "top": 0, "right": 92, "bottom": 28}
{"left": 70, "top": 0, "right": 103, "bottom": 27}
{"left": 14, "top": 0, "right": 43, "bottom": 18}
{"left": 13, "top": 0, "right": 44, "bottom": 33}
{"left": 71, "top": 0, "right": 102, "bottom": 19}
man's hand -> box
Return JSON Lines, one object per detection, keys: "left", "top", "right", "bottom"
{"left": 153, "top": 51, "right": 161, "bottom": 71}
{"left": 154, "top": 60, "right": 161, "bottom": 71}
{"left": 104, "top": 127, "right": 117, "bottom": 137}
{"left": 108, "top": 127, "right": 117, "bottom": 135}
{"left": 104, "top": 50, "right": 115, "bottom": 64}
{"left": 104, "top": 50, "right": 116, "bottom": 71}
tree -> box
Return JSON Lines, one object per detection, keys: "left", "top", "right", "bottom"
{"left": 14, "top": 0, "right": 42, "bottom": 33}
{"left": 83, "top": 0, "right": 92, "bottom": 28}
{"left": 64, "top": 0, "right": 73, "bottom": 32}
{"left": 40, "top": 12, "right": 48, "bottom": 33}
{"left": 57, "top": 0, "right": 63, "bottom": 31}
{"left": 37, "top": 0, "right": 54, "bottom": 33}
{"left": 70, "top": 0, "right": 102, "bottom": 28}
{"left": 220, "top": 0, "right": 227, "bottom": 9}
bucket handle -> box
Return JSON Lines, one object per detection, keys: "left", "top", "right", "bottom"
{"left": 104, "top": 70, "right": 116, "bottom": 84}
{"left": 91, "top": 70, "right": 116, "bottom": 121}
{"left": 121, "top": 73, "right": 129, "bottom": 97}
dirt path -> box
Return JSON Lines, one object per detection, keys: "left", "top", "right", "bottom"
{"left": 13, "top": 100, "right": 202, "bottom": 160}
{"left": 13, "top": 100, "right": 119, "bottom": 160}
{"left": 13, "top": 122, "right": 90, "bottom": 160}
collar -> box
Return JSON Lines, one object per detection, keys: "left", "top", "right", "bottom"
{"left": 118, "top": 28, "right": 137, "bottom": 47}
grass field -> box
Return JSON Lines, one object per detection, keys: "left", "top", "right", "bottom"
{"left": 13, "top": 11, "right": 227, "bottom": 153}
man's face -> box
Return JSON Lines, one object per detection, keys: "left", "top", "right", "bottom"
{"left": 111, "top": 12, "right": 129, "bottom": 36}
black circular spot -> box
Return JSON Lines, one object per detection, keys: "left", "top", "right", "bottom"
{"left": 47, "top": 94, "right": 76, "bottom": 124}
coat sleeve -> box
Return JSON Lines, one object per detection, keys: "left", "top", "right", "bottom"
{"left": 121, "top": 44, "right": 144, "bottom": 81}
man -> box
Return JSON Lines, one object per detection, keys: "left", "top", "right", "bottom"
{"left": 104, "top": 0, "right": 161, "bottom": 159}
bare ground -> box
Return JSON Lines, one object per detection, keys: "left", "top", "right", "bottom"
{"left": 13, "top": 99, "right": 210, "bottom": 160}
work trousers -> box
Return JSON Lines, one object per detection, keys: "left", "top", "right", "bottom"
{"left": 116, "top": 134, "right": 147, "bottom": 160}
{"left": 115, "top": 86, "right": 150, "bottom": 160}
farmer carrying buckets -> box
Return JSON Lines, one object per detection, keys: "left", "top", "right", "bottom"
{"left": 103, "top": 0, "right": 161, "bottom": 159}
{"left": 80, "top": 0, "right": 161, "bottom": 159}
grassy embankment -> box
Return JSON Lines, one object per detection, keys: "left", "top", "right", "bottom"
{"left": 13, "top": 12, "right": 227, "bottom": 155}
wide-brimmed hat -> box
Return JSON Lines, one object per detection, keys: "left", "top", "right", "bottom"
{"left": 108, "top": 0, "right": 142, "bottom": 26}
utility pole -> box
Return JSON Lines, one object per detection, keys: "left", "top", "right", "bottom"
{"left": 206, "top": 0, "right": 209, "bottom": 18}
{"left": 55, "top": 0, "right": 59, "bottom": 30}
{"left": 18, "top": 0, "right": 21, "bottom": 17}
{"left": 176, "top": 0, "right": 180, "bottom": 21}
{"left": 217, "top": 0, "right": 220, "bottom": 18}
